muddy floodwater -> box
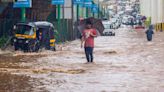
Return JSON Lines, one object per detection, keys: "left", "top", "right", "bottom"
{"left": 0, "top": 28, "right": 164, "bottom": 92}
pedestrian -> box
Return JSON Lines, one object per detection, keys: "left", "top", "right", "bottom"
{"left": 81, "top": 20, "right": 97, "bottom": 64}
{"left": 138, "top": 19, "right": 142, "bottom": 26}
{"left": 39, "top": 32, "right": 42, "bottom": 41}
{"left": 146, "top": 25, "right": 154, "bottom": 41}
{"left": 131, "top": 19, "right": 134, "bottom": 28}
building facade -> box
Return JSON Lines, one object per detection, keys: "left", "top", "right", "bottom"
{"left": 140, "top": 0, "right": 164, "bottom": 25}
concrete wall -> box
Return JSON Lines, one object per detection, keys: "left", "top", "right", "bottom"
{"left": 157, "top": 0, "right": 164, "bottom": 23}
{"left": 140, "top": 0, "right": 151, "bottom": 17}
{"left": 151, "top": 0, "right": 158, "bottom": 24}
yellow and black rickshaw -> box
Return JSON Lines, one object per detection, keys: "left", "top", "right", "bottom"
{"left": 13, "top": 21, "right": 56, "bottom": 52}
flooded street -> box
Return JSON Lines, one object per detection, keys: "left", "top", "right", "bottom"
{"left": 0, "top": 28, "right": 164, "bottom": 92}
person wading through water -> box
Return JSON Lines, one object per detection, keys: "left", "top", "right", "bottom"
{"left": 146, "top": 25, "right": 154, "bottom": 41}
{"left": 81, "top": 20, "right": 97, "bottom": 64}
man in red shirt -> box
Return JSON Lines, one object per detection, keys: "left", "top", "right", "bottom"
{"left": 81, "top": 20, "right": 97, "bottom": 63}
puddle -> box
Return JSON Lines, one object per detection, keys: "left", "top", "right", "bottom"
{"left": 103, "top": 51, "right": 117, "bottom": 54}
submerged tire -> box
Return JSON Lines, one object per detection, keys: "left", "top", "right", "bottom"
{"left": 14, "top": 44, "right": 19, "bottom": 51}
{"left": 53, "top": 47, "right": 56, "bottom": 51}
{"left": 28, "top": 40, "right": 40, "bottom": 52}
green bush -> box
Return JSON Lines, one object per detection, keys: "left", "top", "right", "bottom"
{"left": 0, "top": 37, "right": 8, "bottom": 48}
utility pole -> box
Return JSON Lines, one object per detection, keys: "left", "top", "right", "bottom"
{"left": 98, "top": 0, "right": 100, "bottom": 18}
{"left": 77, "top": 4, "right": 79, "bottom": 21}
{"left": 71, "top": 0, "right": 74, "bottom": 40}
{"left": 57, "top": 5, "right": 61, "bottom": 22}
{"left": 86, "top": 7, "right": 89, "bottom": 18}
{"left": 21, "top": 8, "right": 26, "bottom": 22}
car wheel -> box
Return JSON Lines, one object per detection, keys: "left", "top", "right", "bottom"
{"left": 34, "top": 42, "right": 40, "bottom": 52}
{"left": 53, "top": 47, "right": 56, "bottom": 51}
{"left": 14, "top": 44, "right": 19, "bottom": 51}
{"left": 27, "top": 40, "right": 40, "bottom": 52}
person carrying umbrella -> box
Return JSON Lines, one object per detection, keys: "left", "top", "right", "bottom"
{"left": 81, "top": 20, "right": 97, "bottom": 63}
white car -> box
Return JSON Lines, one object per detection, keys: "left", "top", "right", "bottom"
{"left": 102, "top": 21, "right": 115, "bottom": 36}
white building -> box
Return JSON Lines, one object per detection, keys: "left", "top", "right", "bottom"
{"left": 140, "top": 0, "right": 164, "bottom": 24}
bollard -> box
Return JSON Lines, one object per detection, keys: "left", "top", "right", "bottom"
{"left": 158, "top": 23, "right": 160, "bottom": 32}
{"left": 162, "top": 23, "right": 164, "bottom": 32}
{"left": 155, "top": 24, "right": 159, "bottom": 32}
{"left": 160, "top": 23, "right": 162, "bottom": 32}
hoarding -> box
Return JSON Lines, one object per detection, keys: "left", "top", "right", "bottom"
{"left": 51, "top": 0, "right": 65, "bottom": 5}
{"left": 84, "top": 0, "right": 92, "bottom": 7}
{"left": 13, "top": 0, "right": 32, "bottom": 8}
{"left": 92, "top": 4, "right": 98, "bottom": 13}
{"left": 73, "top": 0, "right": 84, "bottom": 5}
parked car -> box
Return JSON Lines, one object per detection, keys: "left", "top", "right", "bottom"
{"left": 102, "top": 21, "right": 115, "bottom": 36}
{"left": 110, "top": 17, "right": 121, "bottom": 29}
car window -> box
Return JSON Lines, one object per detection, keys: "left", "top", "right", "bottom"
{"left": 103, "top": 24, "right": 111, "bottom": 29}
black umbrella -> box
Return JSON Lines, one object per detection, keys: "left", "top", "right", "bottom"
{"left": 77, "top": 17, "right": 104, "bottom": 36}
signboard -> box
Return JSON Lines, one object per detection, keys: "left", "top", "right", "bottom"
{"left": 92, "top": 4, "right": 98, "bottom": 13}
{"left": 84, "top": 2, "right": 92, "bottom": 7}
{"left": 51, "top": 0, "right": 65, "bottom": 5}
{"left": 84, "top": 0, "right": 92, "bottom": 2}
{"left": 1, "top": 0, "right": 14, "bottom": 2}
{"left": 73, "top": 0, "right": 83, "bottom": 5}
{"left": 84, "top": 0, "right": 92, "bottom": 7}
{"left": 13, "top": 0, "right": 32, "bottom": 8}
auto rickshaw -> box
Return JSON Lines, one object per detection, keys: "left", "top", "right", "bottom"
{"left": 12, "top": 21, "right": 56, "bottom": 52}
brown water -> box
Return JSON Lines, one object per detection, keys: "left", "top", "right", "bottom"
{"left": 0, "top": 28, "right": 164, "bottom": 92}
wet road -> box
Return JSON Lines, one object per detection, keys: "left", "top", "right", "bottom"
{"left": 0, "top": 28, "right": 164, "bottom": 92}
